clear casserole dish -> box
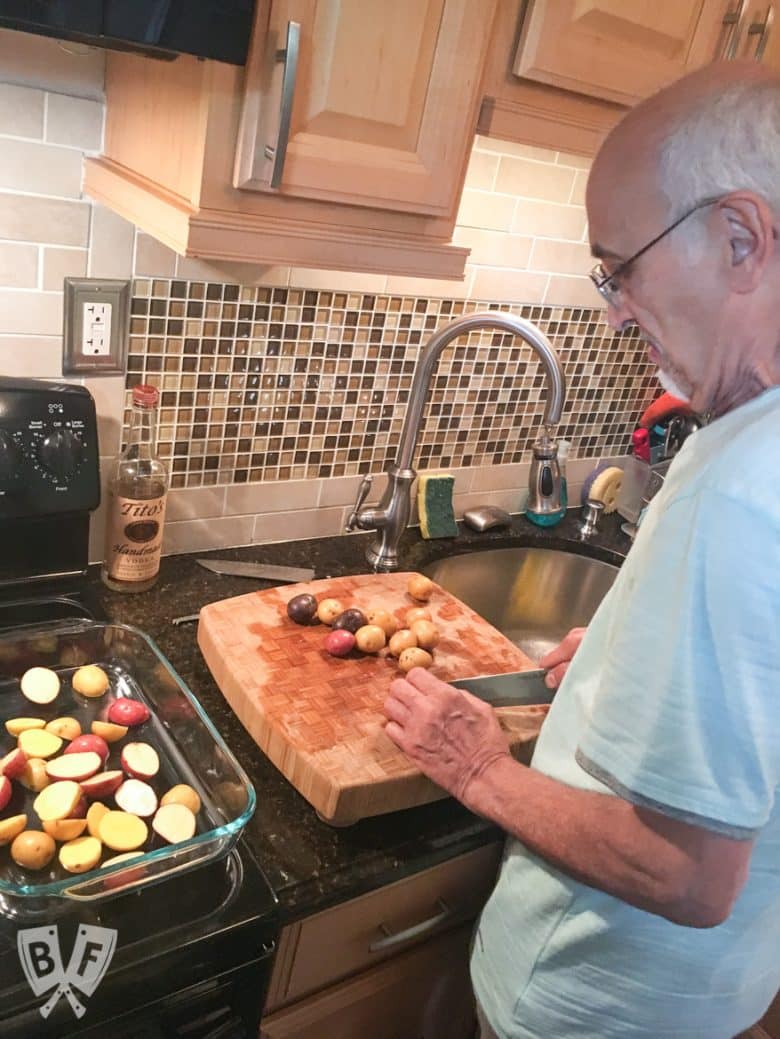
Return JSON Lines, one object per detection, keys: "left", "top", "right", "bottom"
{"left": 0, "top": 620, "right": 255, "bottom": 918}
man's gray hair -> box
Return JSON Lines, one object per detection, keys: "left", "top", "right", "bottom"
{"left": 658, "top": 78, "right": 780, "bottom": 217}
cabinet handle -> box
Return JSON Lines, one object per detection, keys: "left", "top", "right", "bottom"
{"left": 263, "top": 19, "right": 300, "bottom": 189}
{"left": 748, "top": 4, "right": 774, "bottom": 59}
{"left": 719, "top": 0, "right": 745, "bottom": 58}
{"left": 368, "top": 899, "right": 455, "bottom": 953}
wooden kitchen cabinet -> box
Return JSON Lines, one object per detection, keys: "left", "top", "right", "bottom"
{"left": 262, "top": 842, "right": 502, "bottom": 1036}
{"left": 84, "top": 0, "right": 497, "bottom": 278}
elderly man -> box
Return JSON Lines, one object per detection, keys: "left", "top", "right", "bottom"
{"left": 383, "top": 61, "right": 779, "bottom": 1039}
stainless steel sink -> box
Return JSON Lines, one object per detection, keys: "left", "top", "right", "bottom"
{"left": 423, "top": 547, "right": 619, "bottom": 662}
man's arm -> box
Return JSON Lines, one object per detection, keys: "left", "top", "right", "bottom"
{"left": 383, "top": 668, "right": 753, "bottom": 929}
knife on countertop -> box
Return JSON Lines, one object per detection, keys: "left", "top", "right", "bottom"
{"left": 448, "top": 668, "right": 555, "bottom": 708}
{"left": 196, "top": 559, "right": 317, "bottom": 582}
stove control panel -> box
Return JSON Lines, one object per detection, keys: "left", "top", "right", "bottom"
{"left": 0, "top": 378, "right": 100, "bottom": 519}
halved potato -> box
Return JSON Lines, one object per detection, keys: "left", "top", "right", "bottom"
{"left": 45, "top": 717, "right": 82, "bottom": 741}
{"left": 42, "top": 817, "right": 88, "bottom": 841}
{"left": 86, "top": 801, "right": 109, "bottom": 839}
{"left": 98, "top": 810, "right": 148, "bottom": 852}
{"left": 91, "top": 720, "right": 128, "bottom": 744}
{"left": 33, "top": 780, "right": 81, "bottom": 822}
{"left": 19, "top": 758, "right": 50, "bottom": 793}
{"left": 5, "top": 717, "right": 46, "bottom": 737}
{"left": 0, "top": 814, "right": 28, "bottom": 845}
{"left": 160, "top": 784, "right": 202, "bottom": 815}
{"left": 59, "top": 836, "right": 101, "bottom": 874}
{"left": 18, "top": 729, "right": 62, "bottom": 760}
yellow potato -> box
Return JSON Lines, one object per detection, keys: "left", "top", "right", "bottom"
{"left": 0, "top": 814, "right": 28, "bottom": 846}
{"left": 388, "top": 629, "right": 418, "bottom": 657}
{"left": 33, "top": 780, "right": 81, "bottom": 822}
{"left": 43, "top": 817, "right": 88, "bottom": 841}
{"left": 5, "top": 717, "right": 46, "bottom": 737}
{"left": 87, "top": 802, "right": 109, "bottom": 839}
{"left": 59, "top": 836, "right": 101, "bottom": 874}
{"left": 316, "top": 598, "right": 344, "bottom": 625}
{"left": 160, "top": 784, "right": 202, "bottom": 815}
{"left": 410, "top": 620, "right": 440, "bottom": 651}
{"left": 91, "top": 720, "right": 128, "bottom": 743}
{"left": 46, "top": 717, "right": 82, "bottom": 741}
{"left": 398, "top": 648, "right": 433, "bottom": 673}
{"left": 11, "top": 830, "right": 56, "bottom": 870}
{"left": 72, "top": 664, "right": 110, "bottom": 698}
{"left": 98, "top": 811, "right": 148, "bottom": 852}
{"left": 354, "top": 624, "right": 386, "bottom": 654}
{"left": 19, "top": 758, "right": 50, "bottom": 793}
{"left": 407, "top": 574, "right": 434, "bottom": 601}
{"left": 18, "top": 728, "right": 62, "bottom": 760}
{"left": 365, "top": 609, "right": 399, "bottom": 638}
{"left": 405, "top": 607, "right": 432, "bottom": 626}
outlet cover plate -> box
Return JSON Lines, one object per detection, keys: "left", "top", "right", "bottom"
{"left": 63, "top": 277, "right": 130, "bottom": 375}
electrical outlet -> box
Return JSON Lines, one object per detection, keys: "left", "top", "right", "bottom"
{"left": 63, "top": 278, "right": 130, "bottom": 375}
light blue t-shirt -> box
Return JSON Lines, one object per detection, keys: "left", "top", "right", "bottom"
{"left": 471, "top": 387, "right": 780, "bottom": 1039}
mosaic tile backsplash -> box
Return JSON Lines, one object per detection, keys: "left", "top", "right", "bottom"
{"left": 127, "top": 280, "right": 652, "bottom": 490}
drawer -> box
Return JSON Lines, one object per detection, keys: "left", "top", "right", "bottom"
{"left": 266, "top": 842, "right": 502, "bottom": 1011}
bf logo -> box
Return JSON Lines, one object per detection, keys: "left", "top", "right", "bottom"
{"left": 17, "top": 924, "right": 117, "bottom": 1019}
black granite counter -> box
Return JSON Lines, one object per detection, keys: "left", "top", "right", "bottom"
{"left": 87, "top": 511, "right": 630, "bottom": 923}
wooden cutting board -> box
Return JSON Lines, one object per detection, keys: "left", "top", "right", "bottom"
{"left": 197, "top": 571, "right": 545, "bottom": 825}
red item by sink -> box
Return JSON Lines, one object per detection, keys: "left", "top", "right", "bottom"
{"left": 639, "top": 391, "right": 694, "bottom": 429}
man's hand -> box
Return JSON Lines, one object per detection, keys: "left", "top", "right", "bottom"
{"left": 383, "top": 668, "right": 512, "bottom": 804}
{"left": 539, "top": 626, "right": 587, "bottom": 689}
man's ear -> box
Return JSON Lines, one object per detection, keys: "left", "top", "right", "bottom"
{"left": 719, "top": 193, "right": 775, "bottom": 292}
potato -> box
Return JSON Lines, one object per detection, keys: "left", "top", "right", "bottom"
{"left": 365, "top": 609, "right": 399, "bottom": 638}
{"left": 5, "top": 717, "right": 46, "bottom": 737}
{"left": 72, "top": 664, "right": 110, "bottom": 698}
{"left": 33, "top": 780, "right": 82, "bottom": 822}
{"left": 19, "top": 757, "right": 50, "bottom": 793}
{"left": 91, "top": 720, "right": 128, "bottom": 743}
{"left": 354, "top": 624, "right": 386, "bottom": 654}
{"left": 43, "top": 817, "right": 88, "bottom": 842}
{"left": 398, "top": 648, "right": 433, "bottom": 673}
{"left": 11, "top": 830, "right": 56, "bottom": 870}
{"left": 45, "top": 717, "right": 82, "bottom": 741}
{"left": 160, "top": 784, "right": 202, "bottom": 815}
{"left": 59, "top": 836, "right": 102, "bottom": 874}
{"left": 0, "top": 814, "right": 28, "bottom": 846}
{"left": 316, "top": 598, "right": 344, "bottom": 625}
{"left": 410, "top": 620, "right": 440, "bottom": 651}
{"left": 388, "top": 629, "right": 418, "bottom": 657}
{"left": 407, "top": 574, "right": 434, "bottom": 601}
{"left": 98, "top": 810, "right": 148, "bottom": 852}
{"left": 87, "top": 802, "right": 109, "bottom": 839}
{"left": 405, "top": 607, "right": 432, "bottom": 626}
{"left": 18, "top": 728, "right": 63, "bottom": 760}
{"left": 20, "top": 666, "right": 60, "bottom": 705}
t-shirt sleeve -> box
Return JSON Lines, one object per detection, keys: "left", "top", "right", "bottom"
{"left": 575, "top": 489, "right": 780, "bottom": 838}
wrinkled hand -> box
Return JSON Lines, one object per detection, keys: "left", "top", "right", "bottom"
{"left": 539, "top": 626, "right": 587, "bottom": 689}
{"left": 383, "top": 668, "right": 511, "bottom": 805}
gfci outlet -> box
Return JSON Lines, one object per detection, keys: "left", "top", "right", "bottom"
{"left": 63, "top": 277, "right": 130, "bottom": 375}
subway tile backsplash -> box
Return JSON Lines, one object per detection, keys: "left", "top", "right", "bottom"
{"left": 126, "top": 279, "right": 652, "bottom": 490}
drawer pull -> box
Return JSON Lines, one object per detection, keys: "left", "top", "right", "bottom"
{"left": 368, "top": 898, "right": 454, "bottom": 953}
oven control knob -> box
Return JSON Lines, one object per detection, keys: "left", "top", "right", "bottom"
{"left": 0, "top": 430, "right": 22, "bottom": 483}
{"left": 37, "top": 429, "right": 83, "bottom": 482}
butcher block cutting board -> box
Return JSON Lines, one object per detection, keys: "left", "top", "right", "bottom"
{"left": 197, "top": 572, "right": 545, "bottom": 825}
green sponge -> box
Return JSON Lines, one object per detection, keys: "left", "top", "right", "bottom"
{"left": 418, "top": 473, "right": 458, "bottom": 539}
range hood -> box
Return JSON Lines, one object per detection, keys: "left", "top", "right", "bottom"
{"left": 0, "top": 0, "right": 256, "bottom": 65}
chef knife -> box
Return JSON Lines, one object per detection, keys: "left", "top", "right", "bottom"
{"left": 197, "top": 559, "right": 316, "bottom": 582}
{"left": 448, "top": 668, "right": 555, "bottom": 707}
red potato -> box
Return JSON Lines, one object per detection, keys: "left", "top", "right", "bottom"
{"left": 64, "top": 734, "right": 109, "bottom": 763}
{"left": 324, "top": 629, "right": 356, "bottom": 657}
{"left": 115, "top": 779, "right": 158, "bottom": 818}
{"left": 0, "top": 775, "right": 11, "bottom": 812}
{"left": 0, "top": 747, "right": 27, "bottom": 780}
{"left": 46, "top": 752, "right": 102, "bottom": 783}
{"left": 152, "top": 803, "right": 196, "bottom": 844}
{"left": 80, "top": 770, "right": 124, "bottom": 801}
{"left": 107, "top": 699, "right": 150, "bottom": 727}
{"left": 70, "top": 795, "right": 89, "bottom": 819}
{"left": 120, "top": 743, "right": 160, "bottom": 781}
{"left": 91, "top": 720, "right": 128, "bottom": 744}
{"left": 33, "top": 781, "right": 82, "bottom": 822}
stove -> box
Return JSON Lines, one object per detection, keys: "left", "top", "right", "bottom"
{"left": 0, "top": 379, "right": 279, "bottom": 1037}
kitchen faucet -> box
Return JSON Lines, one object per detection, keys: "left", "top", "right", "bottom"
{"left": 346, "top": 311, "right": 566, "bottom": 571}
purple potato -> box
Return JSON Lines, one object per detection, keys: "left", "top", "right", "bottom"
{"left": 286, "top": 593, "right": 318, "bottom": 625}
{"left": 331, "top": 608, "right": 367, "bottom": 634}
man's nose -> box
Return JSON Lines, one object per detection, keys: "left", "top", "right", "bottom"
{"left": 606, "top": 299, "right": 636, "bottom": 332}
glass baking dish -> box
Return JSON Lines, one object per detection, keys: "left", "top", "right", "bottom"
{"left": 0, "top": 620, "right": 255, "bottom": 917}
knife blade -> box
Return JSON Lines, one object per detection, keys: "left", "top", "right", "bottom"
{"left": 197, "top": 559, "right": 316, "bottom": 583}
{"left": 448, "top": 668, "right": 554, "bottom": 707}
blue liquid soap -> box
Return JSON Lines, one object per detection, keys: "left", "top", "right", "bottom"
{"left": 525, "top": 478, "right": 567, "bottom": 527}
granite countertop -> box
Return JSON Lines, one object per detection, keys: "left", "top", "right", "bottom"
{"left": 88, "top": 511, "right": 630, "bottom": 923}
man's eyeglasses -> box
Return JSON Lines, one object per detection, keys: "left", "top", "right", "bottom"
{"left": 589, "top": 197, "right": 722, "bottom": 308}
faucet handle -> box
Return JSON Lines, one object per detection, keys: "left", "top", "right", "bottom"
{"left": 346, "top": 474, "right": 373, "bottom": 531}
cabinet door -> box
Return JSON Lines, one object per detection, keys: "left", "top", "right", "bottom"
{"left": 733, "top": 0, "right": 778, "bottom": 67}
{"left": 512, "top": 0, "right": 736, "bottom": 106}
{"left": 260, "top": 923, "right": 476, "bottom": 1039}
{"left": 235, "top": 0, "right": 496, "bottom": 216}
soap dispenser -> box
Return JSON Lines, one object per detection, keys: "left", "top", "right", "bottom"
{"left": 526, "top": 435, "right": 566, "bottom": 527}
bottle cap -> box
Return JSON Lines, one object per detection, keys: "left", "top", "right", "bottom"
{"left": 132, "top": 384, "right": 159, "bottom": 407}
